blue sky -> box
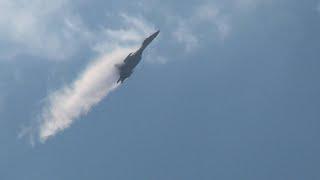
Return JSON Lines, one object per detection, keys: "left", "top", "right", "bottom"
{"left": 1, "top": 0, "right": 320, "bottom": 179}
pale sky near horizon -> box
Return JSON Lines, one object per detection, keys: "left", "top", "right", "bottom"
{"left": 1, "top": 0, "right": 320, "bottom": 179}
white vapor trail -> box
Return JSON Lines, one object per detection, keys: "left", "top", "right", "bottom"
{"left": 18, "top": 14, "right": 155, "bottom": 143}
{"left": 39, "top": 47, "right": 136, "bottom": 142}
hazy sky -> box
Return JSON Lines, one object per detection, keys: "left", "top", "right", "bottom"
{"left": 1, "top": 0, "right": 320, "bottom": 179}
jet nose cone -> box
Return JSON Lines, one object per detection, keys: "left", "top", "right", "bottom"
{"left": 152, "top": 30, "right": 160, "bottom": 39}
{"left": 149, "top": 30, "right": 160, "bottom": 38}
{"left": 154, "top": 30, "right": 160, "bottom": 36}
{"left": 141, "top": 30, "right": 160, "bottom": 49}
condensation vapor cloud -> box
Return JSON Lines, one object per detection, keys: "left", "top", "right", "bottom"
{"left": 34, "top": 15, "right": 154, "bottom": 143}
{"left": 39, "top": 48, "right": 130, "bottom": 142}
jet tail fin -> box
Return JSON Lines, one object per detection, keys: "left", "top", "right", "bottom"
{"left": 117, "top": 78, "right": 124, "bottom": 84}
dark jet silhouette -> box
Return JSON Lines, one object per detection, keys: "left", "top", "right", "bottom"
{"left": 116, "top": 30, "right": 160, "bottom": 84}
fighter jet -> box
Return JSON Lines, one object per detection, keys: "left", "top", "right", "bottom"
{"left": 116, "top": 30, "right": 160, "bottom": 84}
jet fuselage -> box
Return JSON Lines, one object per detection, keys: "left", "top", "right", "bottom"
{"left": 116, "top": 30, "right": 160, "bottom": 83}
